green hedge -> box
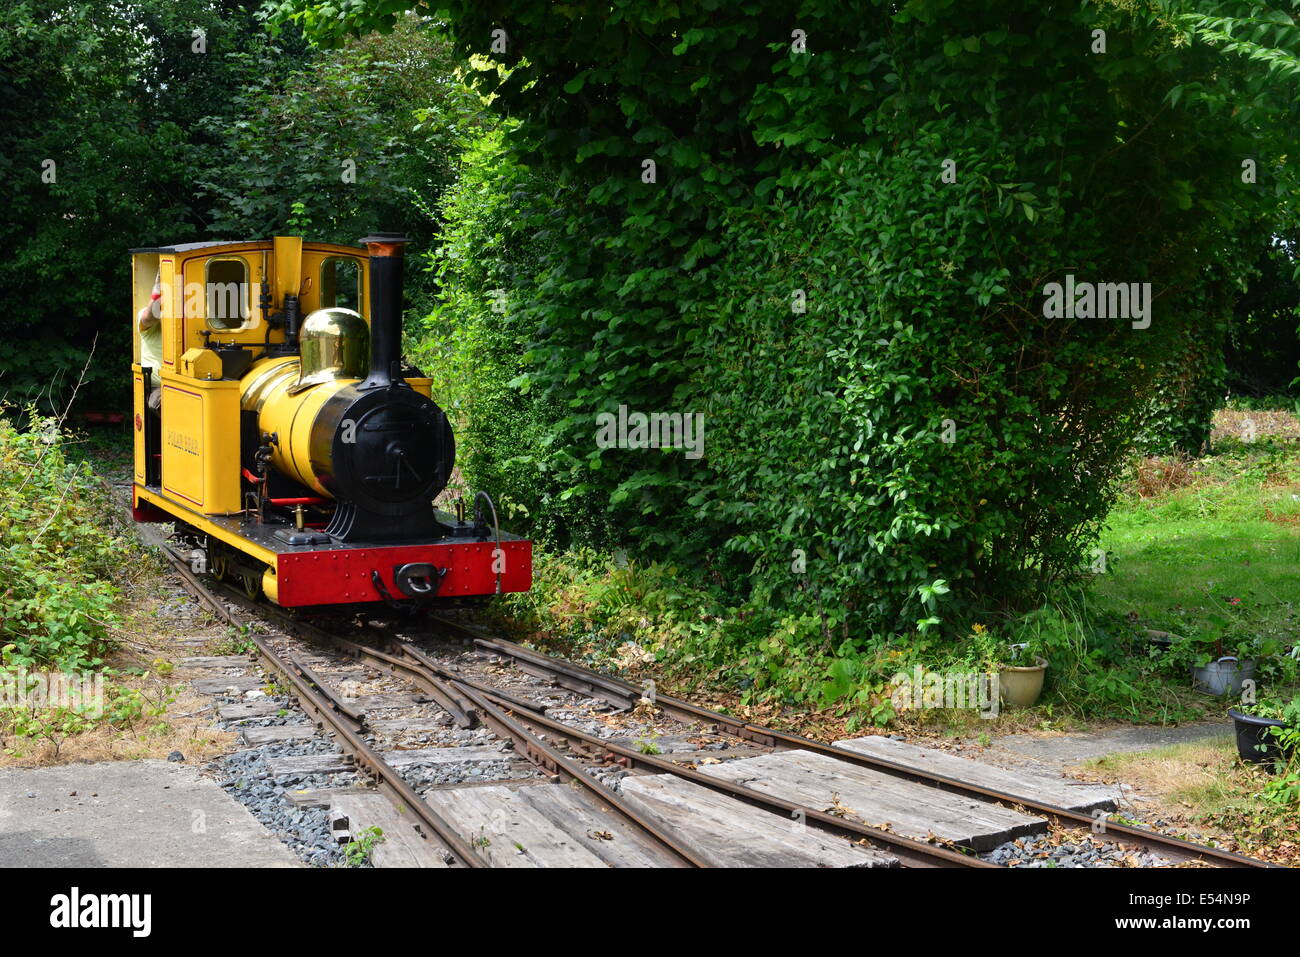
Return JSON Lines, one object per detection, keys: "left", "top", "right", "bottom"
{"left": 294, "top": 1, "right": 1300, "bottom": 640}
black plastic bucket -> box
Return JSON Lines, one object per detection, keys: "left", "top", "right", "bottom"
{"left": 1227, "top": 708, "right": 1291, "bottom": 764}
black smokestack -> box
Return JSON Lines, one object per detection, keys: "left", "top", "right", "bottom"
{"left": 358, "top": 232, "right": 410, "bottom": 390}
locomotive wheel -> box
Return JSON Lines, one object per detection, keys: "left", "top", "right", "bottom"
{"left": 241, "top": 569, "right": 262, "bottom": 600}
{"left": 205, "top": 536, "right": 232, "bottom": 581}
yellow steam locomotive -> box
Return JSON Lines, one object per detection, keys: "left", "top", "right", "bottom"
{"left": 129, "top": 233, "right": 531, "bottom": 606}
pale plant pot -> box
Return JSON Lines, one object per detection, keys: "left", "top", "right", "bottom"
{"left": 999, "top": 657, "right": 1048, "bottom": 708}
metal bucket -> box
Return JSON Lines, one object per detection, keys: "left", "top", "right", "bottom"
{"left": 1191, "top": 656, "right": 1255, "bottom": 696}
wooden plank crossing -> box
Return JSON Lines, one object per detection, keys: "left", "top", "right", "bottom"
{"left": 192, "top": 674, "right": 266, "bottom": 694}
{"left": 217, "top": 700, "right": 283, "bottom": 720}
{"left": 834, "top": 736, "right": 1121, "bottom": 813}
{"left": 619, "top": 775, "right": 896, "bottom": 868}
{"left": 697, "top": 749, "right": 1046, "bottom": 850}
{"left": 241, "top": 725, "right": 318, "bottom": 746}
{"left": 421, "top": 784, "right": 684, "bottom": 867}
{"left": 329, "top": 793, "right": 452, "bottom": 868}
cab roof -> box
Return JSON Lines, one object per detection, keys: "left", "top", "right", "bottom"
{"left": 128, "top": 240, "right": 243, "bottom": 254}
{"left": 129, "top": 239, "right": 367, "bottom": 254}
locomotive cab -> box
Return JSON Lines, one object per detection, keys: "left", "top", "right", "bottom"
{"left": 129, "top": 233, "right": 531, "bottom": 607}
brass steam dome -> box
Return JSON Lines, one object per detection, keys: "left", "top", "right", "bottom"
{"left": 292, "top": 307, "right": 370, "bottom": 393}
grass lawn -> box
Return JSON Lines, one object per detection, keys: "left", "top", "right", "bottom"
{"left": 1093, "top": 412, "right": 1300, "bottom": 656}
{"left": 1082, "top": 738, "right": 1300, "bottom": 865}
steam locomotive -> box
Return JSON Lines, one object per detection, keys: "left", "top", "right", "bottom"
{"left": 129, "top": 232, "right": 531, "bottom": 606}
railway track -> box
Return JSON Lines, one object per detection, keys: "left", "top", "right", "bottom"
{"left": 156, "top": 541, "right": 1271, "bottom": 870}
{"left": 432, "top": 619, "right": 1270, "bottom": 869}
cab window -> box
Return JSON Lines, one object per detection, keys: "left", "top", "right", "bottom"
{"left": 205, "top": 257, "right": 250, "bottom": 330}
{"left": 320, "top": 257, "right": 361, "bottom": 311}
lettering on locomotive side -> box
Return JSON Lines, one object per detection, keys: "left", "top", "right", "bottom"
{"left": 166, "top": 429, "right": 200, "bottom": 456}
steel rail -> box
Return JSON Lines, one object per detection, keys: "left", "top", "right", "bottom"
{"left": 156, "top": 547, "right": 489, "bottom": 868}
{"left": 216, "top": 585, "right": 553, "bottom": 714}
{"left": 305, "top": 638, "right": 479, "bottom": 729}
{"left": 506, "top": 656, "right": 637, "bottom": 709}
{"left": 284, "top": 652, "right": 368, "bottom": 726}
{"left": 444, "top": 676, "right": 710, "bottom": 867}
{"left": 446, "top": 621, "right": 1272, "bottom": 868}
{"left": 433, "top": 666, "right": 554, "bottom": 714}
{"left": 285, "top": 623, "right": 549, "bottom": 716}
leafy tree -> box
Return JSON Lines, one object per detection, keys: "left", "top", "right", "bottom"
{"left": 198, "top": 14, "right": 480, "bottom": 250}
{"left": 0, "top": 2, "right": 475, "bottom": 409}
{"left": 0, "top": 0, "right": 285, "bottom": 408}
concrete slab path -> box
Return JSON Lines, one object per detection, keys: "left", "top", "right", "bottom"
{"left": 0, "top": 760, "right": 300, "bottom": 867}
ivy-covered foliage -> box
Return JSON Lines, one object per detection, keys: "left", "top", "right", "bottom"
{"left": 1137, "top": 316, "right": 1229, "bottom": 455}
{"left": 281, "top": 0, "right": 1300, "bottom": 640}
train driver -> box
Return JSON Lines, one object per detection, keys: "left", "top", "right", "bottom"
{"left": 137, "top": 270, "right": 163, "bottom": 416}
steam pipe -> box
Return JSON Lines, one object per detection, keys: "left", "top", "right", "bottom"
{"left": 358, "top": 232, "right": 410, "bottom": 391}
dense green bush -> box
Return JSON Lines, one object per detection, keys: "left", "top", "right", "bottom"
{"left": 0, "top": 410, "right": 122, "bottom": 670}
{"left": 691, "top": 144, "right": 1157, "bottom": 637}
{"left": 287, "top": 1, "right": 1300, "bottom": 643}
{"left": 408, "top": 130, "right": 583, "bottom": 539}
